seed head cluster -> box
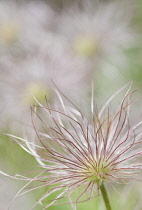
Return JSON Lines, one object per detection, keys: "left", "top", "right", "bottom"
{"left": 2, "top": 84, "right": 142, "bottom": 209}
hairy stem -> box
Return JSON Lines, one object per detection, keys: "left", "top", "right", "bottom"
{"left": 100, "top": 183, "right": 112, "bottom": 210}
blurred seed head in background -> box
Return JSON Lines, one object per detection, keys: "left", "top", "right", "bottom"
{"left": 0, "top": 0, "right": 137, "bottom": 132}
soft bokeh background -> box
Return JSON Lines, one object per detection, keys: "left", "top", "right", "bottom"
{"left": 1, "top": 0, "right": 142, "bottom": 209}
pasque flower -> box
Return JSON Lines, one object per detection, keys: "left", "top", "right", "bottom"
{"left": 57, "top": 1, "right": 135, "bottom": 71}
{"left": 1, "top": 83, "right": 142, "bottom": 209}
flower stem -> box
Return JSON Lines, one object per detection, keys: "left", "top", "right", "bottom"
{"left": 100, "top": 183, "right": 112, "bottom": 210}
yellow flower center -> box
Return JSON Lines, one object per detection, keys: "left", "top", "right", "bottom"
{"left": 0, "top": 22, "right": 19, "bottom": 44}
{"left": 74, "top": 36, "right": 97, "bottom": 57}
{"left": 24, "top": 83, "right": 52, "bottom": 105}
{"left": 85, "top": 161, "right": 110, "bottom": 183}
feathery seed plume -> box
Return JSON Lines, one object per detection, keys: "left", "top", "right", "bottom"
{"left": 1, "top": 83, "right": 142, "bottom": 209}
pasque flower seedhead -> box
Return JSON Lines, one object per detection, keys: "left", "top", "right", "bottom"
{"left": 1, "top": 83, "right": 142, "bottom": 209}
